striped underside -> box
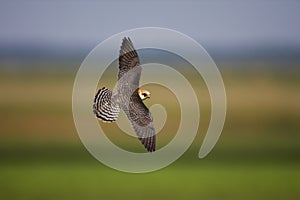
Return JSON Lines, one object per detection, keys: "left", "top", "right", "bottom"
{"left": 93, "top": 87, "right": 120, "bottom": 122}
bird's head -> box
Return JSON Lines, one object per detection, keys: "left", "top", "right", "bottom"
{"left": 138, "top": 89, "right": 151, "bottom": 101}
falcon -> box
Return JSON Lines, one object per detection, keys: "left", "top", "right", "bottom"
{"left": 93, "top": 37, "right": 156, "bottom": 152}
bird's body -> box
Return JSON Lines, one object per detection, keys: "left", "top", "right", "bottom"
{"left": 93, "top": 37, "right": 156, "bottom": 152}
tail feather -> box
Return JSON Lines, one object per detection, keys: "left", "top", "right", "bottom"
{"left": 93, "top": 87, "right": 120, "bottom": 122}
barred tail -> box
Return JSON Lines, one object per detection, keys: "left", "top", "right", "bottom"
{"left": 93, "top": 87, "right": 120, "bottom": 122}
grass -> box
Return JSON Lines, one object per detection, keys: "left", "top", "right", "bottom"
{"left": 1, "top": 133, "right": 299, "bottom": 200}
{"left": 1, "top": 138, "right": 299, "bottom": 200}
{"left": 1, "top": 163, "right": 299, "bottom": 200}
{"left": 0, "top": 136, "right": 300, "bottom": 199}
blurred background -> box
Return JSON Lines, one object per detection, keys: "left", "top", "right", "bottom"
{"left": 1, "top": 1, "right": 300, "bottom": 199}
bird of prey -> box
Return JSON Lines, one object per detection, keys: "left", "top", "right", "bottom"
{"left": 93, "top": 37, "right": 156, "bottom": 152}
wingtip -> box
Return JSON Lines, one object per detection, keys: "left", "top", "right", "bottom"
{"left": 121, "top": 37, "right": 133, "bottom": 47}
{"left": 121, "top": 37, "right": 130, "bottom": 46}
{"left": 148, "top": 148, "right": 155, "bottom": 153}
{"left": 139, "top": 136, "right": 156, "bottom": 152}
{"left": 122, "top": 36, "right": 131, "bottom": 41}
{"left": 120, "top": 37, "right": 130, "bottom": 53}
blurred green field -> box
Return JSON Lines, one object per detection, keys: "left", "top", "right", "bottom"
{"left": 0, "top": 66, "right": 300, "bottom": 200}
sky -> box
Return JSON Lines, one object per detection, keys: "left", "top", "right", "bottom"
{"left": 0, "top": 0, "right": 300, "bottom": 49}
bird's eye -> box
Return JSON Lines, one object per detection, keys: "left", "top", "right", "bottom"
{"left": 142, "top": 93, "right": 147, "bottom": 96}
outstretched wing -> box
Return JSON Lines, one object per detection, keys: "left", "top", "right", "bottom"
{"left": 127, "top": 90, "right": 156, "bottom": 152}
{"left": 117, "top": 37, "right": 142, "bottom": 106}
{"left": 118, "top": 37, "right": 140, "bottom": 81}
{"left": 117, "top": 37, "right": 156, "bottom": 152}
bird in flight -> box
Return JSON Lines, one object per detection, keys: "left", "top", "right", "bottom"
{"left": 93, "top": 37, "right": 156, "bottom": 152}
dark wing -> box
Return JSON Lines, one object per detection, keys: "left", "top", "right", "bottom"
{"left": 117, "top": 37, "right": 142, "bottom": 106}
{"left": 117, "top": 37, "right": 155, "bottom": 152}
{"left": 118, "top": 37, "right": 140, "bottom": 80}
{"left": 127, "top": 90, "right": 156, "bottom": 152}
